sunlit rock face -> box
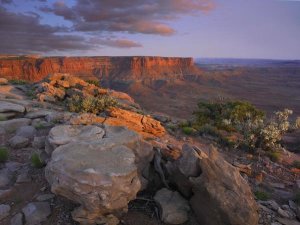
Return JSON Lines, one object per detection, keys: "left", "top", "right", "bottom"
{"left": 0, "top": 56, "right": 201, "bottom": 82}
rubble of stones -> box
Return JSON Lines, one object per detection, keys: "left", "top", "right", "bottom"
{"left": 0, "top": 75, "right": 300, "bottom": 225}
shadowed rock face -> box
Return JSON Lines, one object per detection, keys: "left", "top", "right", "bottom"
{"left": 0, "top": 56, "right": 201, "bottom": 82}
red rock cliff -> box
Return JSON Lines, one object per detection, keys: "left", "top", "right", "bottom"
{"left": 0, "top": 56, "right": 201, "bottom": 82}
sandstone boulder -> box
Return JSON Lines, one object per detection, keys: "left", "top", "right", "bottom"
{"left": 189, "top": 146, "right": 259, "bottom": 225}
{"left": 22, "top": 202, "right": 51, "bottom": 225}
{"left": 15, "top": 125, "right": 37, "bottom": 139}
{"left": 0, "top": 118, "right": 31, "bottom": 132}
{"left": 0, "top": 101, "right": 25, "bottom": 114}
{"left": 154, "top": 188, "right": 190, "bottom": 225}
{"left": 45, "top": 125, "right": 154, "bottom": 225}
{"left": 9, "top": 135, "right": 30, "bottom": 149}
{"left": 106, "top": 107, "right": 165, "bottom": 138}
{"left": 0, "top": 204, "right": 10, "bottom": 220}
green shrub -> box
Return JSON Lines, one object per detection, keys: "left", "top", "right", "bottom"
{"left": 292, "top": 160, "right": 300, "bottom": 169}
{"left": 193, "top": 100, "right": 265, "bottom": 131}
{"left": 30, "top": 153, "right": 45, "bottom": 168}
{"left": 0, "top": 147, "right": 8, "bottom": 163}
{"left": 254, "top": 191, "right": 270, "bottom": 201}
{"left": 182, "top": 126, "right": 194, "bottom": 135}
{"left": 9, "top": 79, "right": 28, "bottom": 85}
{"left": 198, "top": 124, "right": 221, "bottom": 137}
{"left": 67, "top": 94, "right": 117, "bottom": 114}
{"left": 86, "top": 80, "right": 100, "bottom": 87}
{"left": 267, "top": 151, "right": 281, "bottom": 162}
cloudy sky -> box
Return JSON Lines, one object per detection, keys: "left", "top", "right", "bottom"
{"left": 0, "top": 0, "right": 300, "bottom": 59}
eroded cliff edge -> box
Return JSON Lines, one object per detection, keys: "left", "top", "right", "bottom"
{"left": 0, "top": 56, "right": 201, "bottom": 82}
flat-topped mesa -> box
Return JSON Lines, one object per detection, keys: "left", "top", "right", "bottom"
{"left": 0, "top": 56, "right": 201, "bottom": 82}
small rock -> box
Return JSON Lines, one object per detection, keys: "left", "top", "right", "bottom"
{"left": 0, "top": 204, "right": 11, "bottom": 220}
{"left": 267, "top": 200, "right": 280, "bottom": 211}
{"left": 271, "top": 222, "right": 282, "bottom": 225}
{"left": 289, "top": 200, "right": 297, "bottom": 212}
{"left": 16, "top": 173, "right": 31, "bottom": 183}
{"left": 9, "top": 135, "right": 30, "bottom": 149}
{"left": 5, "top": 161, "right": 22, "bottom": 172}
{"left": 154, "top": 188, "right": 190, "bottom": 225}
{"left": 10, "top": 213, "right": 23, "bottom": 225}
{"left": 36, "top": 194, "right": 55, "bottom": 201}
{"left": 15, "top": 126, "right": 37, "bottom": 139}
{"left": 32, "top": 136, "right": 46, "bottom": 149}
{"left": 22, "top": 202, "right": 51, "bottom": 225}
{"left": 278, "top": 207, "right": 294, "bottom": 219}
{"left": 0, "top": 168, "right": 11, "bottom": 188}
{"left": 0, "top": 189, "right": 12, "bottom": 198}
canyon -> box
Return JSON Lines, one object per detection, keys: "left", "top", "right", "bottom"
{"left": 1, "top": 56, "right": 300, "bottom": 119}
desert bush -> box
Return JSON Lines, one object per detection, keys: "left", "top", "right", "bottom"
{"left": 86, "top": 80, "right": 100, "bottom": 87}
{"left": 254, "top": 191, "right": 270, "bottom": 201}
{"left": 0, "top": 147, "right": 8, "bottom": 163}
{"left": 194, "top": 100, "right": 265, "bottom": 132}
{"left": 67, "top": 94, "right": 117, "bottom": 114}
{"left": 267, "top": 151, "right": 281, "bottom": 162}
{"left": 182, "top": 126, "right": 194, "bottom": 135}
{"left": 193, "top": 100, "right": 292, "bottom": 152}
{"left": 30, "top": 153, "right": 45, "bottom": 168}
{"left": 259, "top": 109, "right": 292, "bottom": 151}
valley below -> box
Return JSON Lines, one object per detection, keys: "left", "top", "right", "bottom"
{"left": 0, "top": 56, "right": 300, "bottom": 225}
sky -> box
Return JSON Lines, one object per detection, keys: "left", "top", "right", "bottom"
{"left": 0, "top": 0, "right": 300, "bottom": 59}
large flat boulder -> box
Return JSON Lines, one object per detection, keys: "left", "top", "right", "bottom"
{"left": 45, "top": 125, "right": 154, "bottom": 225}
{"left": 46, "top": 125, "right": 105, "bottom": 155}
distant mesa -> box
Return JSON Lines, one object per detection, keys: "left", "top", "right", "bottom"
{"left": 0, "top": 56, "right": 202, "bottom": 83}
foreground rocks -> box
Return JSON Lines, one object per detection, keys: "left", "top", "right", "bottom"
{"left": 45, "top": 125, "right": 153, "bottom": 225}
{"left": 167, "top": 144, "right": 259, "bottom": 225}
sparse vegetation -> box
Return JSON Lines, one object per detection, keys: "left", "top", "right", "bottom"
{"left": 192, "top": 100, "right": 293, "bottom": 153}
{"left": 86, "top": 80, "right": 100, "bottom": 87}
{"left": 267, "top": 151, "right": 281, "bottom": 162}
{"left": 0, "top": 147, "right": 8, "bottom": 163}
{"left": 254, "top": 191, "right": 270, "bottom": 201}
{"left": 67, "top": 94, "right": 118, "bottom": 114}
{"left": 182, "top": 126, "right": 194, "bottom": 135}
{"left": 30, "top": 153, "right": 45, "bottom": 168}
{"left": 9, "top": 79, "right": 28, "bottom": 85}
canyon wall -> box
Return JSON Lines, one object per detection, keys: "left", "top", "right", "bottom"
{"left": 0, "top": 56, "right": 201, "bottom": 82}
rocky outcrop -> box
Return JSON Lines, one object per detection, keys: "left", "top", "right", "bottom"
{"left": 106, "top": 107, "right": 165, "bottom": 138}
{"left": 45, "top": 125, "right": 154, "bottom": 225}
{"left": 0, "top": 56, "right": 201, "bottom": 82}
{"left": 167, "top": 145, "right": 259, "bottom": 225}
